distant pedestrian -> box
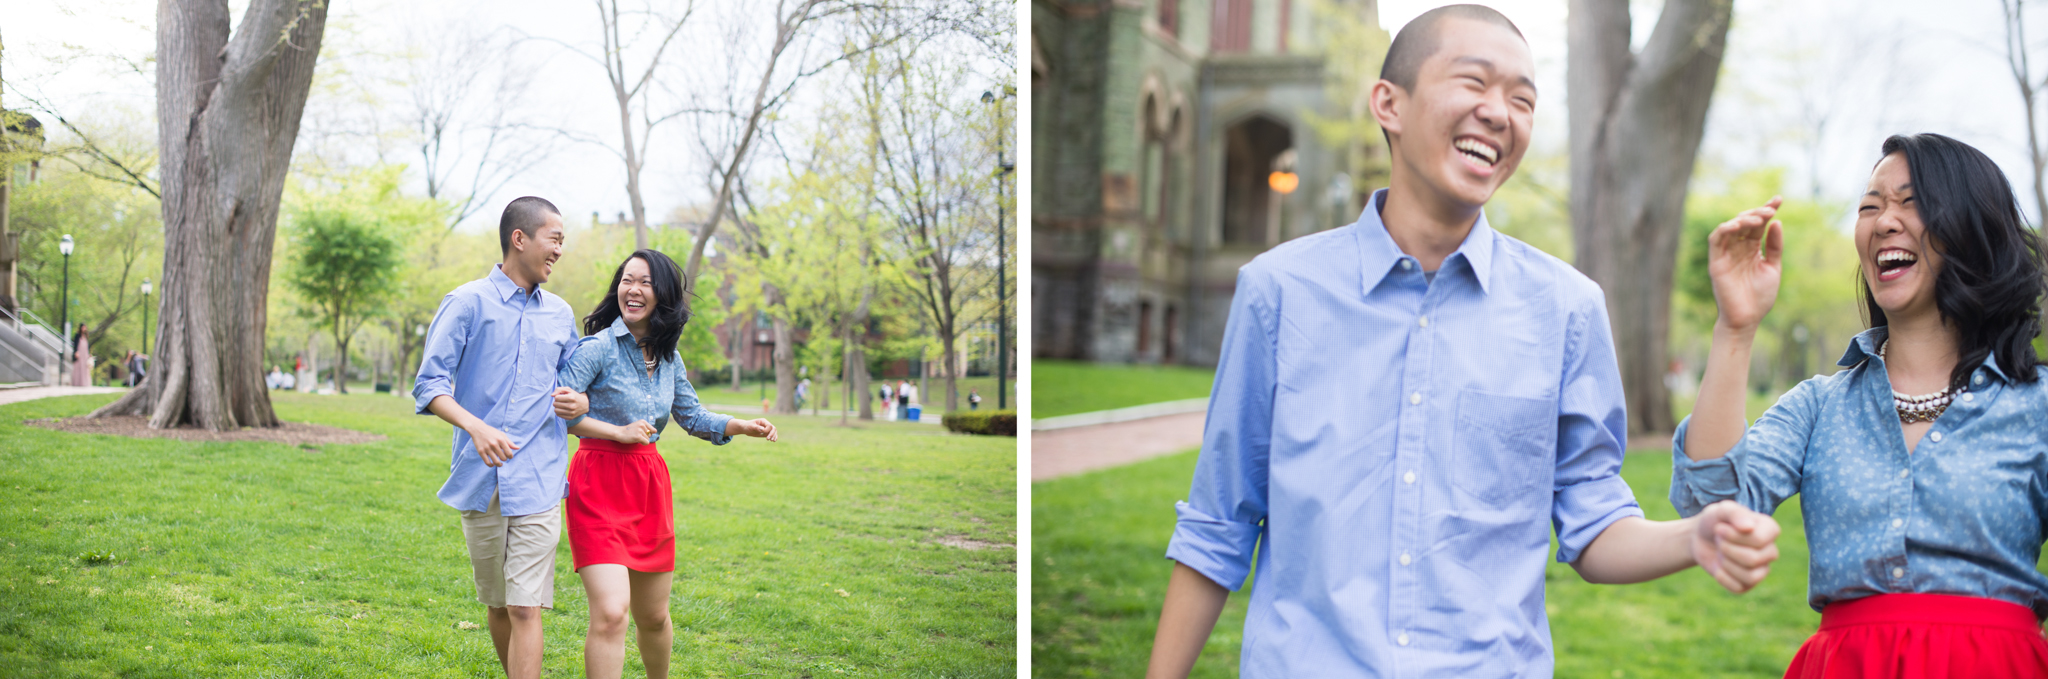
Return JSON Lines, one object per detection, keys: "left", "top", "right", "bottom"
{"left": 796, "top": 377, "right": 810, "bottom": 412}
{"left": 70, "top": 333, "right": 90, "bottom": 388}
{"left": 267, "top": 365, "right": 287, "bottom": 390}
{"left": 879, "top": 382, "right": 894, "bottom": 420}
{"left": 968, "top": 388, "right": 981, "bottom": 410}
{"left": 128, "top": 352, "right": 148, "bottom": 387}
{"left": 897, "top": 380, "right": 910, "bottom": 420}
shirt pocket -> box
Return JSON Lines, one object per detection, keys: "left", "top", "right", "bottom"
{"left": 1452, "top": 390, "right": 1556, "bottom": 507}
{"left": 516, "top": 326, "right": 570, "bottom": 392}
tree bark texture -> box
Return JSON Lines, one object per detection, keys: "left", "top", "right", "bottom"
{"left": 92, "top": 0, "right": 328, "bottom": 429}
{"left": 1567, "top": 0, "right": 1732, "bottom": 437}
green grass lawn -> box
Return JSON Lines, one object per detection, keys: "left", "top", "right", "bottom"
{"left": 1034, "top": 447, "right": 2048, "bottom": 678}
{"left": 1030, "top": 361, "right": 1215, "bottom": 419}
{"left": 0, "top": 391, "right": 1015, "bottom": 677}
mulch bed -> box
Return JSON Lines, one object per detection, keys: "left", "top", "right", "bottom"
{"left": 25, "top": 415, "right": 385, "bottom": 447}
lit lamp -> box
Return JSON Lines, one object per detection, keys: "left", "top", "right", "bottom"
{"left": 1268, "top": 148, "right": 1300, "bottom": 194}
{"left": 1267, "top": 171, "right": 1299, "bottom": 194}
{"left": 58, "top": 234, "right": 74, "bottom": 364}
{"left": 139, "top": 278, "right": 152, "bottom": 356}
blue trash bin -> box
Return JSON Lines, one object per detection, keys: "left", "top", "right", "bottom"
{"left": 906, "top": 405, "right": 922, "bottom": 422}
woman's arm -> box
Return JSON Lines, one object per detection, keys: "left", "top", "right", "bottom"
{"left": 1145, "top": 563, "right": 1229, "bottom": 679}
{"left": 566, "top": 414, "right": 652, "bottom": 444}
{"left": 1688, "top": 197, "right": 1783, "bottom": 461}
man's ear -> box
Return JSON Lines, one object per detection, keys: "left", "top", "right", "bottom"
{"left": 508, "top": 227, "right": 527, "bottom": 255}
{"left": 1370, "top": 79, "right": 1404, "bottom": 141}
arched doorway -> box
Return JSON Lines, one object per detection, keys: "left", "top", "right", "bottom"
{"left": 1222, "top": 115, "right": 1292, "bottom": 247}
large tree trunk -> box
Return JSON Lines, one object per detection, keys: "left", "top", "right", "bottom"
{"left": 92, "top": 0, "right": 328, "bottom": 429}
{"left": 770, "top": 295, "right": 796, "bottom": 414}
{"left": 1567, "top": 0, "right": 1731, "bottom": 438}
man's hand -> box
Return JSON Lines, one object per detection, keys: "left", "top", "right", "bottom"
{"left": 467, "top": 423, "right": 520, "bottom": 467}
{"left": 552, "top": 387, "right": 589, "bottom": 420}
{"left": 1690, "top": 500, "right": 1782, "bottom": 594}
{"left": 728, "top": 418, "right": 779, "bottom": 442}
{"left": 612, "top": 420, "right": 655, "bottom": 445}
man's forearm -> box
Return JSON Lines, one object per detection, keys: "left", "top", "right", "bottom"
{"left": 1570, "top": 516, "right": 1696, "bottom": 584}
{"left": 1146, "top": 562, "right": 1230, "bottom": 679}
{"left": 426, "top": 394, "right": 484, "bottom": 433}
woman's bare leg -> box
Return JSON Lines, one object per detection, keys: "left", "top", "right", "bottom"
{"left": 580, "top": 564, "right": 632, "bottom": 679}
{"left": 628, "top": 569, "right": 676, "bottom": 678}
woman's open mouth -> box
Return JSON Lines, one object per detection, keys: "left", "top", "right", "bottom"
{"left": 1875, "top": 248, "right": 1917, "bottom": 282}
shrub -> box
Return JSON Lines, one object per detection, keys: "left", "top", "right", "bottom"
{"left": 943, "top": 410, "right": 1016, "bottom": 436}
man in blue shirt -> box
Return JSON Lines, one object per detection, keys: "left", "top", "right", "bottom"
{"left": 413, "top": 196, "right": 588, "bottom": 679}
{"left": 1145, "top": 6, "right": 1784, "bottom": 678}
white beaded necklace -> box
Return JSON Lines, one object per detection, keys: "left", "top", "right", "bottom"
{"left": 1879, "top": 339, "right": 1951, "bottom": 424}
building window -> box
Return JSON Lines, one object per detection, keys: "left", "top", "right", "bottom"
{"left": 1212, "top": 0, "right": 1252, "bottom": 52}
{"left": 1159, "top": 0, "right": 1179, "bottom": 37}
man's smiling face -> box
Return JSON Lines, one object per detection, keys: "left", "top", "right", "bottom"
{"left": 1383, "top": 17, "right": 1535, "bottom": 211}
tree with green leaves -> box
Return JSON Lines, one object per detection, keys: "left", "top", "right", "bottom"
{"left": 285, "top": 207, "right": 401, "bottom": 395}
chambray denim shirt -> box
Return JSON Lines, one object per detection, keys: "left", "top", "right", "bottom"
{"left": 1167, "top": 190, "right": 1644, "bottom": 678}
{"left": 1672, "top": 328, "right": 2048, "bottom": 618}
{"left": 558, "top": 317, "right": 733, "bottom": 446}
{"left": 413, "top": 264, "right": 579, "bottom": 516}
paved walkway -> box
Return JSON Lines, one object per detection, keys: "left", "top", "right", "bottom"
{"left": 0, "top": 385, "right": 125, "bottom": 407}
{"left": 1031, "top": 410, "right": 1206, "bottom": 481}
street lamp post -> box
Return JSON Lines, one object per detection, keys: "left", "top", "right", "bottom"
{"left": 58, "top": 234, "right": 73, "bottom": 365}
{"left": 140, "top": 278, "right": 152, "bottom": 356}
{"left": 983, "top": 89, "right": 1014, "bottom": 410}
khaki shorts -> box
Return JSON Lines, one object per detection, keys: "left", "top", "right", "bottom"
{"left": 459, "top": 492, "right": 560, "bottom": 608}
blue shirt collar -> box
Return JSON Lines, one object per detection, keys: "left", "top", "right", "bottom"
{"left": 1351, "top": 189, "right": 1495, "bottom": 295}
{"left": 1838, "top": 326, "right": 2012, "bottom": 384}
{"left": 604, "top": 316, "right": 635, "bottom": 341}
{"left": 487, "top": 264, "right": 541, "bottom": 303}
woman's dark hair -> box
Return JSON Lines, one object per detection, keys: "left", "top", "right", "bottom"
{"left": 1861, "top": 133, "right": 2046, "bottom": 389}
{"left": 583, "top": 249, "right": 691, "bottom": 365}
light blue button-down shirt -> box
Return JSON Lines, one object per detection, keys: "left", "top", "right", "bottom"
{"left": 558, "top": 317, "right": 734, "bottom": 445}
{"left": 412, "top": 264, "right": 579, "bottom": 516}
{"left": 1167, "top": 190, "right": 1644, "bottom": 678}
{"left": 1672, "top": 328, "right": 2048, "bottom": 617}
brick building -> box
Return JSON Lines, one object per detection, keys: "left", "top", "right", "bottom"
{"left": 1032, "top": 0, "right": 1384, "bottom": 366}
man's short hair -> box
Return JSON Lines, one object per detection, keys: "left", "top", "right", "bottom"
{"left": 499, "top": 196, "right": 561, "bottom": 255}
{"left": 1380, "top": 4, "right": 1526, "bottom": 92}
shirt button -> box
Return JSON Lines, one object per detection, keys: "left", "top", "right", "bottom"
{"left": 1975, "top": 374, "right": 1986, "bottom": 385}
{"left": 1893, "top": 567, "right": 1905, "bottom": 578}
{"left": 1397, "top": 633, "right": 1410, "bottom": 646}
{"left": 1410, "top": 392, "right": 1422, "bottom": 405}
{"left": 1929, "top": 431, "right": 1943, "bottom": 443}
{"left": 1892, "top": 518, "right": 1903, "bottom": 528}
{"left": 1399, "top": 552, "right": 1412, "bottom": 566}
{"left": 1418, "top": 316, "right": 1429, "bottom": 328}
{"left": 1404, "top": 471, "right": 1416, "bottom": 485}
{"left": 1400, "top": 260, "right": 1413, "bottom": 271}
{"left": 1898, "top": 469, "right": 1908, "bottom": 478}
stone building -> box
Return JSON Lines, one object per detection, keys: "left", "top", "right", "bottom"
{"left": 1032, "top": 0, "right": 1384, "bottom": 366}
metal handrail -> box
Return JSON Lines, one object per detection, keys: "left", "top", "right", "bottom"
{"left": 0, "top": 327, "right": 50, "bottom": 383}
{"left": 0, "top": 306, "right": 63, "bottom": 354}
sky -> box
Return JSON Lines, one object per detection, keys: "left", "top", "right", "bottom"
{"left": 10, "top": 0, "right": 2048, "bottom": 227}
{"left": 7, "top": 0, "right": 1013, "bottom": 234}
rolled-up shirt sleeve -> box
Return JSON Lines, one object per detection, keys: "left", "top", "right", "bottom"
{"left": 1670, "top": 378, "right": 1815, "bottom": 518}
{"left": 1552, "top": 291, "right": 1646, "bottom": 564}
{"left": 557, "top": 337, "right": 606, "bottom": 428}
{"left": 671, "top": 358, "right": 734, "bottom": 445}
{"left": 1165, "top": 266, "right": 1278, "bottom": 591}
{"left": 412, "top": 293, "right": 473, "bottom": 415}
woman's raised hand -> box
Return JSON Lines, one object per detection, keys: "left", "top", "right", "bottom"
{"left": 729, "top": 418, "right": 779, "bottom": 442}
{"left": 1707, "top": 196, "right": 1786, "bottom": 333}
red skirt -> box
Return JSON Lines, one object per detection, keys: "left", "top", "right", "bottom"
{"left": 1785, "top": 593, "right": 2048, "bottom": 679}
{"left": 565, "top": 438, "right": 675, "bottom": 573}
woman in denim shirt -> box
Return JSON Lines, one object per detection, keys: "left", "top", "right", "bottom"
{"left": 1676, "top": 133, "right": 2048, "bottom": 677}
{"left": 559, "top": 249, "right": 777, "bottom": 679}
